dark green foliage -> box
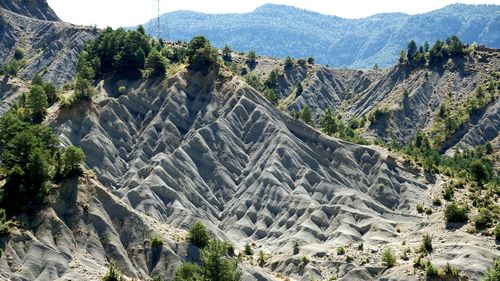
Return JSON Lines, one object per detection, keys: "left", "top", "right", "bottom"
{"left": 74, "top": 76, "right": 96, "bottom": 101}
{"left": 27, "top": 85, "right": 48, "bottom": 124}
{"left": 300, "top": 106, "right": 313, "bottom": 126}
{"left": 425, "top": 261, "right": 440, "bottom": 278}
{"left": 77, "top": 27, "right": 151, "bottom": 79}
{"left": 400, "top": 36, "right": 467, "bottom": 67}
{"left": 222, "top": 45, "right": 232, "bottom": 62}
{"left": 263, "top": 88, "right": 279, "bottom": 106}
{"left": 174, "top": 263, "right": 203, "bottom": 281}
{"left": 284, "top": 56, "right": 293, "bottom": 69}
{"left": 264, "top": 69, "right": 279, "bottom": 90}
{"left": 150, "top": 234, "right": 164, "bottom": 248}
{"left": 14, "top": 47, "right": 24, "bottom": 60}
{"left": 381, "top": 248, "right": 396, "bottom": 268}
{"left": 0, "top": 104, "right": 86, "bottom": 216}
{"left": 407, "top": 40, "right": 418, "bottom": 63}
{"left": 246, "top": 50, "right": 256, "bottom": 67}
{"left": 443, "top": 184, "right": 455, "bottom": 201}
{"left": 483, "top": 258, "right": 500, "bottom": 281}
{"left": 0, "top": 209, "right": 11, "bottom": 236}
{"left": 495, "top": 224, "right": 500, "bottom": 241}
{"left": 102, "top": 263, "right": 123, "bottom": 281}
{"left": 474, "top": 208, "right": 493, "bottom": 230}
{"left": 0, "top": 114, "right": 59, "bottom": 214}
{"left": 245, "top": 73, "right": 262, "bottom": 90}
{"left": 307, "top": 57, "right": 314, "bottom": 64}
{"left": 145, "top": 49, "right": 167, "bottom": 77}
{"left": 295, "top": 82, "right": 303, "bottom": 95}
{"left": 43, "top": 83, "right": 58, "bottom": 105}
{"left": 442, "top": 262, "right": 460, "bottom": 277}
{"left": 240, "top": 67, "right": 248, "bottom": 76}
{"left": 244, "top": 243, "right": 253, "bottom": 255}
{"left": 419, "top": 234, "right": 433, "bottom": 254}
{"left": 320, "top": 109, "right": 369, "bottom": 145}
{"left": 186, "top": 36, "right": 218, "bottom": 74}
{"left": 62, "top": 146, "right": 85, "bottom": 176}
{"left": 200, "top": 239, "right": 242, "bottom": 281}
{"left": 337, "top": 246, "right": 345, "bottom": 255}
{"left": 444, "top": 203, "right": 468, "bottom": 223}
{"left": 31, "top": 74, "right": 44, "bottom": 86}
{"left": 187, "top": 222, "right": 210, "bottom": 248}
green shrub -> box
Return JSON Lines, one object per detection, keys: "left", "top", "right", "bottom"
{"left": 186, "top": 36, "right": 218, "bottom": 74}
{"left": 301, "top": 255, "right": 309, "bottom": 264}
{"left": 307, "top": 57, "right": 315, "bottom": 64}
{"left": 337, "top": 246, "right": 345, "bottom": 255}
{"left": 443, "top": 184, "right": 455, "bottom": 201}
{"left": 244, "top": 243, "right": 253, "bottom": 255}
{"left": 419, "top": 234, "right": 433, "bottom": 254}
{"left": 442, "top": 262, "right": 460, "bottom": 277}
{"left": 173, "top": 262, "right": 202, "bottom": 281}
{"left": 284, "top": 56, "right": 293, "bottom": 69}
{"left": 118, "top": 86, "right": 126, "bottom": 94}
{"left": 0, "top": 209, "right": 11, "bottom": 236}
{"left": 381, "top": 247, "right": 396, "bottom": 268}
{"left": 62, "top": 146, "right": 85, "bottom": 176}
{"left": 14, "top": 47, "right": 24, "bottom": 60}
{"left": 187, "top": 222, "right": 210, "bottom": 248}
{"left": 145, "top": 49, "right": 167, "bottom": 77}
{"left": 151, "top": 234, "right": 164, "bottom": 248}
{"left": 482, "top": 258, "right": 500, "bottom": 281}
{"left": 416, "top": 203, "right": 425, "bottom": 213}
{"left": 432, "top": 197, "right": 442, "bottom": 206}
{"left": 494, "top": 224, "right": 500, "bottom": 240}
{"left": 102, "top": 263, "right": 123, "bottom": 281}
{"left": 474, "top": 208, "right": 493, "bottom": 230}
{"left": 444, "top": 203, "right": 468, "bottom": 223}
{"left": 246, "top": 51, "right": 256, "bottom": 67}
{"left": 27, "top": 85, "right": 48, "bottom": 124}
{"left": 425, "top": 261, "right": 440, "bottom": 278}
{"left": 240, "top": 67, "right": 248, "bottom": 76}
{"left": 200, "top": 239, "right": 242, "bottom": 281}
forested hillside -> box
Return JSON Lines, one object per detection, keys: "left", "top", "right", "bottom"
{"left": 143, "top": 3, "right": 500, "bottom": 68}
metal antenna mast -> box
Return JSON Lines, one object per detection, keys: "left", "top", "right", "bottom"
{"left": 156, "top": 0, "right": 161, "bottom": 38}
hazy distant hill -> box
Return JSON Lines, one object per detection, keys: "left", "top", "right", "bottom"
{"left": 144, "top": 3, "right": 500, "bottom": 68}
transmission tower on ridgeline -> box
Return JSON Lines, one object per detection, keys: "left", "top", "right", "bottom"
{"left": 151, "top": 0, "right": 170, "bottom": 40}
{"left": 156, "top": 0, "right": 161, "bottom": 38}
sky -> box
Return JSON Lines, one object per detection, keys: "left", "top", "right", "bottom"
{"left": 47, "top": 0, "right": 500, "bottom": 28}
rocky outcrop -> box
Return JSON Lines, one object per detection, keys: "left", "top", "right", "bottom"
{"left": 0, "top": 0, "right": 59, "bottom": 21}
{"left": 0, "top": 7, "right": 96, "bottom": 86}
{"left": 44, "top": 69, "right": 498, "bottom": 280}
{"left": 0, "top": 175, "right": 187, "bottom": 281}
{"left": 236, "top": 51, "right": 499, "bottom": 151}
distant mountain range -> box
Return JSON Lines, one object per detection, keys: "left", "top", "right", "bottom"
{"left": 143, "top": 3, "right": 500, "bottom": 68}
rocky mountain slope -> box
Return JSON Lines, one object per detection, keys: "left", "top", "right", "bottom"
{"left": 0, "top": 0, "right": 59, "bottom": 21}
{"left": 144, "top": 3, "right": 500, "bottom": 67}
{"left": 0, "top": 2, "right": 498, "bottom": 281}
{"left": 0, "top": 2, "right": 96, "bottom": 86}
{"left": 38, "top": 67, "right": 495, "bottom": 280}
{"left": 230, "top": 49, "right": 499, "bottom": 152}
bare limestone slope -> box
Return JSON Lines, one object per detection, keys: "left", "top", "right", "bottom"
{"left": 0, "top": 174, "right": 190, "bottom": 281}
{"left": 46, "top": 69, "right": 498, "bottom": 280}
{"left": 0, "top": 7, "right": 96, "bottom": 86}
{"left": 236, "top": 51, "right": 499, "bottom": 151}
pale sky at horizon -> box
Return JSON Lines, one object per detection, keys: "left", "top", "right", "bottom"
{"left": 47, "top": 0, "right": 500, "bottom": 28}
